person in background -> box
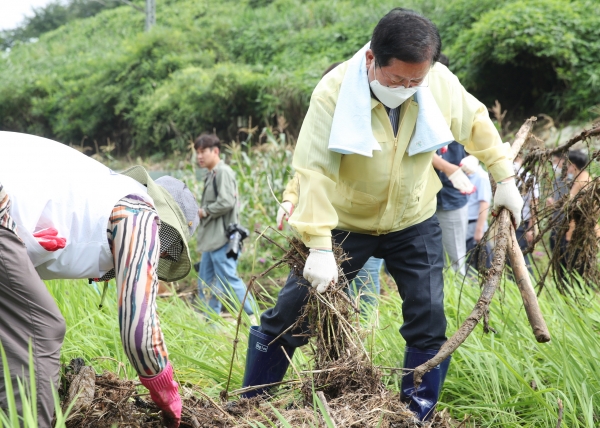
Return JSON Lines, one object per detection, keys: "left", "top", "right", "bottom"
{"left": 432, "top": 143, "right": 474, "bottom": 275}
{"left": 547, "top": 154, "right": 568, "bottom": 210}
{"left": 243, "top": 8, "right": 521, "bottom": 421}
{"left": 553, "top": 150, "right": 595, "bottom": 280}
{"left": 513, "top": 155, "right": 539, "bottom": 273}
{"left": 465, "top": 164, "right": 493, "bottom": 272}
{"left": 0, "top": 132, "right": 199, "bottom": 428}
{"left": 276, "top": 62, "right": 384, "bottom": 310}
{"left": 195, "top": 133, "right": 256, "bottom": 317}
{"left": 430, "top": 53, "right": 474, "bottom": 276}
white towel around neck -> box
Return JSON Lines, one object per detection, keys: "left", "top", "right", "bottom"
{"left": 407, "top": 86, "right": 454, "bottom": 156}
{"left": 328, "top": 42, "right": 454, "bottom": 157}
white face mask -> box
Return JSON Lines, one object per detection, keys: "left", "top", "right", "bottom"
{"left": 567, "top": 173, "right": 574, "bottom": 180}
{"left": 370, "top": 81, "right": 417, "bottom": 108}
{"left": 369, "top": 65, "right": 417, "bottom": 108}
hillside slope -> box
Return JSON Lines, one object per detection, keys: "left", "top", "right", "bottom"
{"left": 0, "top": 0, "right": 598, "bottom": 155}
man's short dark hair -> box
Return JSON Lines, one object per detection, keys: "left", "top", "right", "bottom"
{"left": 568, "top": 149, "right": 588, "bottom": 170}
{"left": 371, "top": 8, "right": 441, "bottom": 67}
{"left": 194, "top": 133, "right": 220, "bottom": 151}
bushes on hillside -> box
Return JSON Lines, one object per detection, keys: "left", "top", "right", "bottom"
{"left": 442, "top": 0, "right": 600, "bottom": 120}
{"left": 0, "top": 0, "right": 122, "bottom": 50}
{"left": 131, "top": 64, "right": 305, "bottom": 153}
{"left": 0, "top": 0, "right": 405, "bottom": 154}
{"left": 1, "top": 0, "right": 599, "bottom": 155}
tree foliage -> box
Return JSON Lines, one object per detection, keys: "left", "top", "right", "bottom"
{"left": 0, "top": 0, "right": 122, "bottom": 50}
{"left": 442, "top": 0, "right": 600, "bottom": 120}
{"left": 0, "top": 0, "right": 598, "bottom": 155}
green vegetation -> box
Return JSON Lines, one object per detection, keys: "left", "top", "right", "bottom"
{"left": 2, "top": 141, "right": 600, "bottom": 426}
{"left": 1, "top": 0, "right": 598, "bottom": 155}
{"left": 0, "top": 0, "right": 122, "bottom": 50}
{"left": 444, "top": 0, "right": 600, "bottom": 120}
{"left": 4, "top": 269, "right": 600, "bottom": 426}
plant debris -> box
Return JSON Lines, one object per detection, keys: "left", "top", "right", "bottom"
{"left": 60, "top": 235, "right": 463, "bottom": 426}
{"left": 60, "top": 358, "right": 460, "bottom": 427}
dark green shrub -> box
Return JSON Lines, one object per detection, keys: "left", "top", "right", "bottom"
{"left": 131, "top": 64, "right": 306, "bottom": 153}
{"left": 442, "top": 0, "right": 600, "bottom": 120}
{"left": 2, "top": 0, "right": 597, "bottom": 155}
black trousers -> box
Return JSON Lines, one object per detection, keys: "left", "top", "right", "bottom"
{"left": 515, "top": 225, "right": 533, "bottom": 274}
{"left": 466, "top": 236, "right": 492, "bottom": 272}
{"left": 260, "top": 216, "right": 447, "bottom": 350}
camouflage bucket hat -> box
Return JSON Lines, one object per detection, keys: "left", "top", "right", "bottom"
{"left": 121, "top": 166, "right": 199, "bottom": 282}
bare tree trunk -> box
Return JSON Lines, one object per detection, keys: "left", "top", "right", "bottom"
{"left": 506, "top": 231, "right": 550, "bottom": 342}
{"left": 505, "top": 117, "right": 551, "bottom": 343}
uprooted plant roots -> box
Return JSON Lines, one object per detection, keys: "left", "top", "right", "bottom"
{"left": 282, "top": 238, "right": 386, "bottom": 401}
{"left": 60, "top": 358, "right": 459, "bottom": 427}
{"left": 60, "top": 237, "right": 462, "bottom": 427}
{"left": 506, "top": 123, "right": 600, "bottom": 291}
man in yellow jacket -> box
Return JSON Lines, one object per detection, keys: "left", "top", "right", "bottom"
{"left": 241, "top": 8, "right": 522, "bottom": 420}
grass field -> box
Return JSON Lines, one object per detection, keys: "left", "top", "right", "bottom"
{"left": 1, "top": 268, "right": 588, "bottom": 427}
{"left": 3, "top": 142, "right": 600, "bottom": 426}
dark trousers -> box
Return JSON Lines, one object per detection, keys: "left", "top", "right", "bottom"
{"left": 465, "top": 237, "right": 492, "bottom": 272}
{"left": 515, "top": 225, "right": 533, "bottom": 274}
{"left": 260, "top": 216, "right": 447, "bottom": 350}
{"left": 550, "top": 229, "right": 583, "bottom": 283}
{"left": 0, "top": 227, "right": 66, "bottom": 428}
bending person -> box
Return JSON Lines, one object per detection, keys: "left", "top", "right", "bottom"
{"left": 241, "top": 8, "right": 521, "bottom": 422}
{"left": 0, "top": 132, "right": 200, "bottom": 428}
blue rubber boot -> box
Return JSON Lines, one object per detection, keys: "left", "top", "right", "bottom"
{"left": 241, "top": 326, "right": 295, "bottom": 398}
{"left": 400, "top": 347, "right": 451, "bottom": 421}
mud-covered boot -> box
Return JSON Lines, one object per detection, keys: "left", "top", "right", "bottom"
{"left": 241, "top": 326, "right": 295, "bottom": 398}
{"left": 400, "top": 347, "right": 451, "bottom": 421}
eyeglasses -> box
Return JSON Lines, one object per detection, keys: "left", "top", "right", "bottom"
{"left": 374, "top": 61, "right": 429, "bottom": 88}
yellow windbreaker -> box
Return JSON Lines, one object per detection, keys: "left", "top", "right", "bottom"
{"left": 289, "top": 60, "right": 514, "bottom": 249}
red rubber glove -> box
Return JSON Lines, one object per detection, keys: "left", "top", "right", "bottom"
{"left": 33, "top": 227, "right": 66, "bottom": 251}
{"left": 139, "top": 362, "right": 181, "bottom": 428}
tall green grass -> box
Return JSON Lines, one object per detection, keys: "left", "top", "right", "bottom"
{"left": 0, "top": 272, "right": 583, "bottom": 427}
{"left": 374, "top": 270, "right": 600, "bottom": 427}
{"left": 0, "top": 342, "right": 72, "bottom": 427}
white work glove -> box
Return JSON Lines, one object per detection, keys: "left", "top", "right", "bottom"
{"left": 303, "top": 249, "right": 338, "bottom": 293}
{"left": 276, "top": 201, "right": 294, "bottom": 230}
{"left": 459, "top": 155, "right": 479, "bottom": 175}
{"left": 492, "top": 178, "right": 524, "bottom": 226}
{"left": 448, "top": 168, "right": 475, "bottom": 194}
